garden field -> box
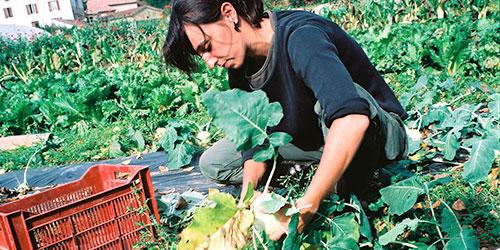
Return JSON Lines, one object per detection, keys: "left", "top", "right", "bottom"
{"left": 0, "top": 0, "right": 498, "bottom": 249}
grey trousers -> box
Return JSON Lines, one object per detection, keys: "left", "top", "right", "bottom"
{"left": 199, "top": 84, "right": 407, "bottom": 197}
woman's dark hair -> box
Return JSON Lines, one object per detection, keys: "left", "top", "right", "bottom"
{"left": 163, "top": 0, "right": 264, "bottom": 73}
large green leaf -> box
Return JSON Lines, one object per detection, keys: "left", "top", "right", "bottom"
{"left": 327, "top": 212, "right": 360, "bottom": 249}
{"left": 441, "top": 203, "right": 479, "bottom": 250}
{"left": 167, "top": 143, "right": 193, "bottom": 170}
{"left": 253, "top": 145, "right": 275, "bottom": 162}
{"left": 488, "top": 93, "right": 499, "bottom": 117}
{"left": 256, "top": 193, "right": 287, "bottom": 214}
{"left": 378, "top": 218, "right": 420, "bottom": 245}
{"left": 109, "top": 140, "right": 124, "bottom": 158}
{"left": 128, "top": 128, "right": 145, "bottom": 150}
{"left": 462, "top": 138, "right": 497, "bottom": 184}
{"left": 282, "top": 213, "right": 301, "bottom": 250}
{"left": 54, "top": 97, "right": 84, "bottom": 118}
{"left": 160, "top": 126, "right": 177, "bottom": 152}
{"left": 446, "top": 228, "right": 479, "bottom": 250}
{"left": 350, "top": 195, "right": 372, "bottom": 242}
{"left": 201, "top": 89, "right": 284, "bottom": 152}
{"left": 178, "top": 191, "right": 239, "bottom": 249}
{"left": 441, "top": 104, "right": 473, "bottom": 131}
{"left": 380, "top": 176, "right": 424, "bottom": 215}
{"left": 443, "top": 128, "right": 460, "bottom": 161}
{"left": 269, "top": 132, "right": 293, "bottom": 147}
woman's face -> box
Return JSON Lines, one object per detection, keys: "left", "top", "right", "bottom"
{"left": 184, "top": 19, "right": 245, "bottom": 69}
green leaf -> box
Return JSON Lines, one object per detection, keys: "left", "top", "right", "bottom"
{"left": 445, "top": 228, "right": 479, "bottom": 250}
{"left": 328, "top": 238, "right": 359, "bottom": 250}
{"left": 327, "top": 212, "right": 360, "bottom": 249}
{"left": 350, "top": 195, "right": 372, "bottom": 242}
{"left": 54, "top": 97, "right": 84, "bottom": 118}
{"left": 421, "top": 106, "right": 450, "bottom": 128}
{"left": 268, "top": 132, "right": 292, "bottom": 148}
{"left": 414, "top": 75, "right": 428, "bottom": 90}
{"left": 426, "top": 176, "right": 453, "bottom": 189}
{"left": 242, "top": 182, "right": 254, "bottom": 206}
{"left": 441, "top": 104, "right": 472, "bottom": 131}
{"left": 282, "top": 213, "right": 301, "bottom": 250}
{"left": 160, "top": 126, "right": 177, "bottom": 152}
{"left": 380, "top": 176, "right": 424, "bottom": 215}
{"left": 379, "top": 218, "right": 420, "bottom": 245}
{"left": 441, "top": 203, "right": 480, "bottom": 250}
{"left": 178, "top": 192, "right": 239, "bottom": 249}
{"left": 415, "top": 242, "right": 437, "bottom": 250}
{"left": 488, "top": 93, "right": 499, "bottom": 117}
{"left": 109, "top": 140, "right": 124, "bottom": 158}
{"left": 462, "top": 138, "right": 497, "bottom": 184}
{"left": 201, "top": 89, "right": 284, "bottom": 152}
{"left": 443, "top": 128, "right": 460, "bottom": 161}
{"left": 167, "top": 143, "right": 193, "bottom": 170}
{"left": 132, "top": 130, "right": 145, "bottom": 150}
{"left": 253, "top": 145, "right": 275, "bottom": 162}
{"left": 258, "top": 193, "right": 287, "bottom": 214}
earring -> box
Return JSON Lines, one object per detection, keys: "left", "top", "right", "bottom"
{"left": 233, "top": 19, "right": 240, "bottom": 32}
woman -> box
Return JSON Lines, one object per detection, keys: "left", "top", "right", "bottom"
{"left": 163, "top": 0, "right": 408, "bottom": 240}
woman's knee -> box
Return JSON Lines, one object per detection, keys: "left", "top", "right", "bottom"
{"left": 198, "top": 151, "right": 220, "bottom": 182}
{"left": 198, "top": 139, "right": 243, "bottom": 184}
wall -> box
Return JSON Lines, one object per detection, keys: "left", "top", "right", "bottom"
{"left": 0, "top": 0, "right": 75, "bottom": 27}
{"left": 111, "top": 3, "right": 137, "bottom": 12}
{"left": 133, "top": 8, "right": 161, "bottom": 21}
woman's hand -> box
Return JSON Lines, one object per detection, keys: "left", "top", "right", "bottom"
{"left": 265, "top": 196, "right": 319, "bottom": 241}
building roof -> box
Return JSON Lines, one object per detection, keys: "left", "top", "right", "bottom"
{"left": 86, "top": 0, "right": 138, "bottom": 15}
{"left": 104, "top": 5, "right": 162, "bottom": 20}
{"left": 52, "top": 19, "right": 87, "bottom": 28}
{"left": 0, "top": 25, "right": 51, "bottom": 40}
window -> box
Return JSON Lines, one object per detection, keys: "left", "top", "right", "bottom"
{"left": 3, "top": 7, "right": 13, "bottom": 18}
{"left": 48, "top": 0, "right": 60, "bottom": 12}
{"left": 26, "top": 3, "right": 38, "bottom": 15}
{"left": 31, "top": 21, "right": 39, "bottom": 27}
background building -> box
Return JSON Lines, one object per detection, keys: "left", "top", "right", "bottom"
{"left": 105, "top": 5, "right": 162, "bottom": 22}
{"left": 86, "top": 0, "right": 138, "bottom": 21}
{"left": 0, "top": 0, "right": 75, "bottom": 27}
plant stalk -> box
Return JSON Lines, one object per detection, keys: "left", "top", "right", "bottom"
{"left": 424, "top": 183, "right": 445, "bottom": 248}
{"left": 263, "top": 154, "right": 278, "bottom": 194}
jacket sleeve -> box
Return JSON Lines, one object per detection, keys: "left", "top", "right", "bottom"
{"left": 287, "top": 25, "right": 371, "bottom": 127}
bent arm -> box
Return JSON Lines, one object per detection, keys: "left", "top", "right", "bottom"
{"left": 299, "top": 114, "right": 370, "bottom": 211}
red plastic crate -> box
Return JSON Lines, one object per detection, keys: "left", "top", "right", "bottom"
{"left": 0, "top": 164, "right": 160, "bottom": 250}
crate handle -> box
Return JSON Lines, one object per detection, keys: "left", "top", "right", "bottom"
{"left": 114, "top": 171, "right": 133, "bottom": 180}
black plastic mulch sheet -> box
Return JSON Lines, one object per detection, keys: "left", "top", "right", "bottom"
{"left": 0, "top": 151, "right": 239, "bottom": 195}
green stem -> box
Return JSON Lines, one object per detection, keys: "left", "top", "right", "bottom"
{"left": 432, "top": 139, "right": 471, "bottom": 153}
{"left": 263, "top": 154, "right": 278, "bottom": 194}
{"left": 252, "top": 226, "right": 269, "bottom": 250}
{"left": 424, "top": 183, "right": 445, "bottom": 248}
{"left": 429, "top": 238, "right": 448, "bottom": 249}
{"left": 392, "top": 240, "right": 418, "bottom": 248}
{"left": 21, "top": 147, "right": 43, "bottom": 190}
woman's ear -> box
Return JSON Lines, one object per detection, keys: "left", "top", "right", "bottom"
{"left": 220, "top": 2, "right": 238, "bottom": 24}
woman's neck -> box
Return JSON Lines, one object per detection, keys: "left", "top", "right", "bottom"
{"left": 244, "top": 17, "right": 274, "bottom": 58}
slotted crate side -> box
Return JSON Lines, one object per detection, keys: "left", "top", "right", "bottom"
{"left": 71, "top": 201, "right": 116, "bottom": 232}
{"left": 30, "top": 217, "right": 73, "bottom": 249}
{"left": 27, "top": 186, "right": 95, "bottom": 215}
{"left": 28, "top": 186, "right": 144, "bottom": 249}
{"left": 29, "top": 183, "right": 152, "bottom": 249}
{"left": 94, "top": 239, "right": 122, "bottom": 250}
{"left": 0, "top": 165, "right": 160, "bottom": 250}
{"left": 74, "top": 220, "right": 120, "bottom": 250}
{"left": 121, "top": 230, "right": 147, "bottom": 250}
